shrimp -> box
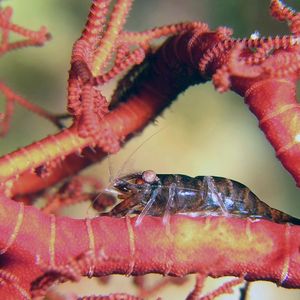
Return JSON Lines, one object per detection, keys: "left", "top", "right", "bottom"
{"left": 101, "top": 170, "right": 300, "bottom": 226}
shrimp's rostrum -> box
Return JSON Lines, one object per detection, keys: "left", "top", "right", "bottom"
{"left": 102, "top": 170, "right": 300, "bottom": 225}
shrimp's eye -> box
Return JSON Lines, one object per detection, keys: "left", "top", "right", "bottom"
{"left": 135, "top": 178, "right": 146, "bottom": 185}
{"left": 141, "top": 170, "right": 157, "bottom": 184}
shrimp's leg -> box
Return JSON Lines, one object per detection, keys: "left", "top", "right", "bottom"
{"left": 135, "top": 187, "right": 160, "bottom": 226}
{"left": 162, "top": 183, "right": 176, "bottom": 225}
{"left": 204, "top": 176, "right": 229, "bottom": 215}
{"left": 103, "top": 193, "right": 143, "bottom": 217}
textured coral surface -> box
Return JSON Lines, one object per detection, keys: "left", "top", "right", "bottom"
{"left": 1, "top": 1, "right": 300, "bottom": 299}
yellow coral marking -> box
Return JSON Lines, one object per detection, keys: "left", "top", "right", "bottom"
{"left": 85, "top": 218, "right": 96, "bottom": 277}
{"left": 163, "top": 219, "right": 174, "bottom": 276}
{"left": 245, "top": 218, "right": 254, "bottom": 242}
{"left": 0, "top": 128, "right": 88, "bottom": 181}
{"left": 2, "top": 180, "right": 13, "bottom": 197}
{"left": 244, "top": 78, "right": 294, "bottom": 99}
{"left": 49, "top": 214, "right": 56, "bottom": 266}
{"left": 280, "top": 223, "right": 291, "bottom": 285}
{"left": 172, "top": 218, "right": 272, "bottom": 262}
{"left": 0, "top": 269, "right": 31, "bottom": 299}
{"left": 4, "top": 153, "right": 21, "bottom": 176}
{"left": 204, "top": 216, "right": 212, "bottom": 230}
{"left": 86, "top": 218, "right": 96, "bottom": 257}
{"left": 126, "top": 216, "right": 135, "bottom": 276}
{"left": 92, "top": 0, "right": 132, "bottom": 76}
{"left": 13, "top": 282, "right": 31, "bottom": 300}
{"left": 277, "top": 139, "right": 300, "bottom": 156}
{"left": 259, "top": 103, "right": 300, "bottom": 125}
{"left": 0, "top": 202, "right": 24, "bottom": 254}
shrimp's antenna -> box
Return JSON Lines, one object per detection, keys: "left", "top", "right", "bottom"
{"left": 107, "top": 154, "right": 115, "bottom": 183}
{"left": 116, "top": 126, "right": 167, "bottom": 179}
{"left": 84, "top": 155, "right": 116, "bottom": 218}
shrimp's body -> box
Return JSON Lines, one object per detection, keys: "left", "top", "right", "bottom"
{"left": 102, "top": 170, "right": 300, "bottom": 225}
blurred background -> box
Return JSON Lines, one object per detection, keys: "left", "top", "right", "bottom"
{"left": 1, "top": 0, "right": 300, "bottom": 299}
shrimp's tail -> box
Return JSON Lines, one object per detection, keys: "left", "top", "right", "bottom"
{"left": 271, "top": 208, "right": 300, "bottom": 225}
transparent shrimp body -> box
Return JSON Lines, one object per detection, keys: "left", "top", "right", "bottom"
{"left": 104, "top": 170, "right": 300, "bottom": 226}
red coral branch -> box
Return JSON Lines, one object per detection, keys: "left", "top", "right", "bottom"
{"left": 0, "top": 193, "right": 300, "bottom": 299}
{"left": 0, "top": 5, "right": 62, "bottom": 138}
{"left": 77, "top": 295, "right": 142, "bottom": 300}
{"left": 236, "top": 76, "right": 300, "bottom": 186}
{"left": 0, "top": 6, "right": 50, "bottom": 56}
{"left": 0, "top": 82, "right": 64, "bottom": 135}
